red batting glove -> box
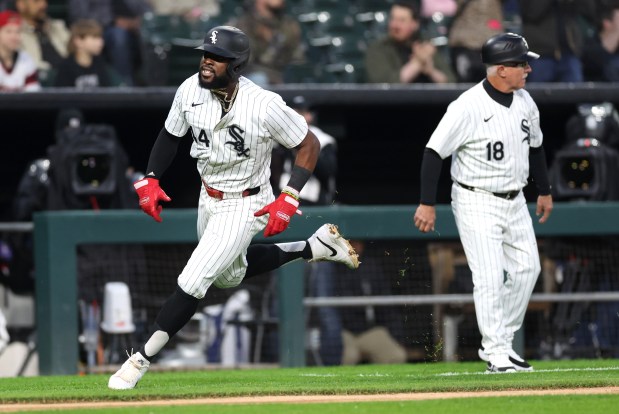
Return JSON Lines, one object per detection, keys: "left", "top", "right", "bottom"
{"left": 133, "top": 177, "right": 171, "bottom": 222}
{"left": 254, "top": 192, "right": 302, "bottom": 237}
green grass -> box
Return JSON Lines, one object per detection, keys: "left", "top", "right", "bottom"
{"left": 0, "top": 360, "right": 617, "bottom": 413}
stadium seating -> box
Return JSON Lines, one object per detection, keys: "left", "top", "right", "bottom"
{"left": 141, "top": 13, "right": 220, "bottom": 86}
{"left": 137, "top": 0, "right": 387, "bottom": 85}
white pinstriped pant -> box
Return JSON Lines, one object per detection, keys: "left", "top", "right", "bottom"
{"left": 177, "top": 185, "right": 273, "bottom": 299}
{"left": 451, "top": 183, "right": 541, "bottom": 356}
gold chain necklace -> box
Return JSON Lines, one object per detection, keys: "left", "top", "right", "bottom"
{"left": 211, "top": 82, "right": 239, "bottom": 113}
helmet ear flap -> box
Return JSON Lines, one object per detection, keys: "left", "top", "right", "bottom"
{"left": 228, "top": 50, "right": 250, "bottom": 79}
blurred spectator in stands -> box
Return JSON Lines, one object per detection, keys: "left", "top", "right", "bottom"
{"left": 148, "top": 0, "right": 220, "bottom": 24}
{"left": 520, "top": 0, "right": 597, "bottom": 82}
{"left": 502, "top": 0, "right": 522, "bottom": 33}
{"left": 54, "top": 19, "right": 120, "bottom": 88}
{"left": 582, "top": 1, "right": 619, "bottom": 82}
{"left": 338, "top": 240, "right": 408, "bottom": 365}
{"left": 229, "top": 0, "right": 305, "bottom": 86}
{"left": 0, "top": 9, "right": 40, "bottom": 91}
{"left": 270, "top": 95, "right": 341, "bottom": 365}
{"left": 14, "top": 0, "right": 69, "bottom": 85}
{"left": 421, "top": 0, "right": 457, "bottom": 19}
{"left": 364, "top": 1, "right": 456, "bottom": 84}
{"left": 419, "top": 0, "right": 457, "bottom": 42}
{"left": 448, "top": 0, "right": 504, "bottom": 83}
{"left": 69, "top": 0, "right": 152, "bottom": 86}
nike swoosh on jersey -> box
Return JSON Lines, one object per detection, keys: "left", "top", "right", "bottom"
{"left": 484, "top": 115, "right": 494, "bottom": 122}
{"left": 191, "top": 102, "right": 203, "bottom": 107}
{"left": 316, "top": 237, "right": 337, "bottom": 257}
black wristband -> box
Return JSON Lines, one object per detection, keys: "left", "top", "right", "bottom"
{"left": 286, "top": 165, "right": 312, "bottom": 191}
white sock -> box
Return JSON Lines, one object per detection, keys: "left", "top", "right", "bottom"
{"left": 275, "top": 241, "right": 307, "bottom": 252}
{"left": 144, "top": 330, "right": 169, "bottom": 358}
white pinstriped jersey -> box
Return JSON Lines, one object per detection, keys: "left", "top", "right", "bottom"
{"left": 164, "top": 75, "right": 308, "bottom": 192}
{"left": 426, "top": 81, "right": 542, "bottom": 193}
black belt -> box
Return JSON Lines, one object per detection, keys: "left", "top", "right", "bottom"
{"left": 456, "top": 181, "right": 520, "bottom": 200}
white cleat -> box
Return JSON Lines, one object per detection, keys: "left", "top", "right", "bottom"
{"left": 308, "top": 224, "right": 360, "bottom": 269}
{"left": 479, "top": 347, "right": 533, "bottom": 371}
{"left": 486, "top": 362, "right": 517, "bottom": 373}
{"left": 485, "top": 354, "right": 517, "bottom": 374}
{"left": 108, "top": 351, "right": 150, "bottom": 390}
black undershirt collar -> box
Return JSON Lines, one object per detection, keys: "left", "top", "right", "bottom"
{"left": 483, "top": 79, "right": 513, "bottom": 108}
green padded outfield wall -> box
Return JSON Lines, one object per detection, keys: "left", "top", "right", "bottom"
{"left": 34, "top": 203, "right": 619, "bottom": 374}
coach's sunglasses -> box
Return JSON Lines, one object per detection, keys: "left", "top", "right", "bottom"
{"left": 501, "top": 61, "right": 529, "bottom": 68}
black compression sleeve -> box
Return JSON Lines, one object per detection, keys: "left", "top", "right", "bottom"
{"left": 529, "top": 146, "right": 551, "bottom": 195}
{"left": 419, "top": 148, "right": 443, "bottom": 205}
{"left": 145, "top": 128, "right": 183, "bottom": 178}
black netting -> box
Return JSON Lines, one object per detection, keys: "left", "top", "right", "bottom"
{"left": 4, "top": 232, "right": 617, "bottom": 369}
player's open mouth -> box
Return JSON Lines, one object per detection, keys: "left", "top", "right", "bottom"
{"left": 200, "top": 67, "right": 215, "bottom": 79}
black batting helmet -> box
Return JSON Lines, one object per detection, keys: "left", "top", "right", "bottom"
{"left": 481, "top": 33, "right": 540, "bottom": 65}
{"left": 195, "top": 26, "right": 250, "bottom": 79}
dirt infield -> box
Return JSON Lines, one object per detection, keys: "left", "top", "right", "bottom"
{"left": 1, "top": 387, "right": 618, "bottom": 412}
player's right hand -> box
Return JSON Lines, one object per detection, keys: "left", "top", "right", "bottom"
{"left": 133, "top": 177, "right": 171, "bottom": 222}
{"left": 254, "top": 192, "right": 302, "bottom": 237}
{"left": 414, "top": 204, "right": 436, "bottom": 233}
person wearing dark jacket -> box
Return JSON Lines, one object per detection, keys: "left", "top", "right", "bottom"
{"left": 519, "top": 0, "right": 596, "bottom": 82}
{"left": 582, "top": 1, "right": 619, "bottom": 82}
{"left": 364, "top": 1, "right": 455, "bottom": 84}
{"left": 55, "top": 19, "right": 114, "bottom": 88}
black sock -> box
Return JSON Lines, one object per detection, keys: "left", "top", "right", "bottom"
{"left": 137, "top": 286, "right": 200, "bottom": 360}
{"left": 244, "top": 242, "right": 312, "bottom": 279}
{"left": 151, "top": 285, "right": 199, "bottom": 338}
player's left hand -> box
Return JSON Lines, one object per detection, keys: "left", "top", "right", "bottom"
{"left": 254, "top": 192, "right": 302, "bottom": 237}
{"left": 536, "top": 194, "right": 553, "bottom": 224}
{"left": 414, "top": 204, "right": 436, "bottom": 233}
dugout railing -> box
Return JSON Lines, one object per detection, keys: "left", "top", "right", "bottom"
{"left": 32, "top": 202, "right": 619, "bottom": 375}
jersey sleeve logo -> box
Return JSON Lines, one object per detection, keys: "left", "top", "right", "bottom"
{"left": 521, "top": 119, "right": 530, "bottom": 144}
{"left": 226, "top": 124, "right": 250, "bottom": 157}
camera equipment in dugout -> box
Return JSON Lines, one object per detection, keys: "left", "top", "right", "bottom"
{"left": 46, "top": 123, "right": 134, "bottom": 210}
{"left": 549, "top": 102, "right": 619, "bottom": 201}
{"left": 543, "top": 103, "right": 619, "bottom": 359}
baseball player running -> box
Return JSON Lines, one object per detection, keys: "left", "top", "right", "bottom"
{"left": 108, "top": 26, "right": 359, "bottom": 390}
{"left": 414, "top": 33, "right": 553, "bottom": 373}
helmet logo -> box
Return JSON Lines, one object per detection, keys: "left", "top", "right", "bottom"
{"left": 210, "top": 30, "right": 218, "bottom": 44}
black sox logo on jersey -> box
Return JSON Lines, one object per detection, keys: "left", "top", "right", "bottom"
{"left": 226, "top": 124, "right": 250, "bottom": 157}
{"left": 521, "top": 119, "right": 531, "bottom": 144}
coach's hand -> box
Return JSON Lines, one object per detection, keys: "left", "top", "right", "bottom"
{"left": 414, "top": 204, "right": 436, "bottom": 233}
{"left": 254, "top": 191, "right": 302, "bottom": 237}
{"left": 536, "top": 194, "right": 553, "bottom": 224}
{"left": 133, "top": 177, "right": 171, "bottom": 222}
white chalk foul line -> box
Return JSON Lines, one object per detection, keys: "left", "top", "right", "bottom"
{"left": 435, "top": 366, "right": 619, "bottom": 377}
